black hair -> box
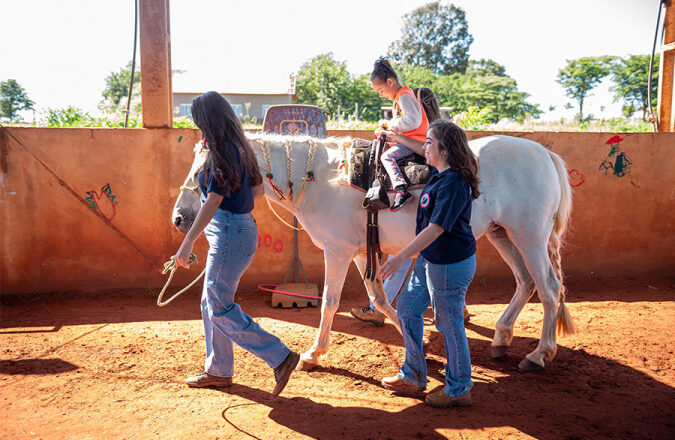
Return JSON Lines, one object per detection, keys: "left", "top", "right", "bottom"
{"left": 191, "top": 91, "right": 262, "bottom": 192}
{"left": 429, "top": 119, "right": 480, "bottom": 200}
{"left": 413, "top": 87, "right": 441, "bottom": 123}
{"left": 370, "top": 57, "right": 398, "bottom": 83}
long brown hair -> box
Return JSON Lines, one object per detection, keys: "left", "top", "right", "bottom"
{"left": 191, "top": 91, "right": 262, "bottom": 191}
{"left": 429, "top": 120, "right": 480, "bottom": 200}
{"left": 413, "top": 87, "right": 441, "bottom": 123}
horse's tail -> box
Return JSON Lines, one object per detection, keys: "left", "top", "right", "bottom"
{"left": 547, "top": 150, "right": 576, "bottom": 336}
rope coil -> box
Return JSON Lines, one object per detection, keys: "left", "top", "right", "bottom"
{"left": 157, "top": 253, "right": 205, "bottom": 306}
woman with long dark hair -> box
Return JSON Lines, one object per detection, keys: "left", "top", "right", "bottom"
{"left": 174, "top": 91, "right": 299, "bottom": 396}
{"left": 379, "top": 120, "right": 480, "bottom": 408}
{"left": 350, "top": 87, "right": 443, "bottom": 326}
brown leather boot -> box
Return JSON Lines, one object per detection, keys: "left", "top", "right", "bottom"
{"left": 272, "top": 351, "right": 300, "bottom": 396}
{"left": 186, "top": 372, "right": 233, "bottom": 388}
{"left": 425, "top": 390, "right": 473, "bottom": 408}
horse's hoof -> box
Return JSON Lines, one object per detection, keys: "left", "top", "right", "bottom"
{"left": 296, "top": 359, "right": 318, "bottom": 371}
{"left": 518, "top": 358, "right": 544, "bottom": 372}
{"left": 491, "top": 345, "right": 509, "bottom": 359}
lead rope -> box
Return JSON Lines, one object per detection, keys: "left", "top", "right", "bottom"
{"left": 157, "top": 253, "right": 205, "bottom": 306}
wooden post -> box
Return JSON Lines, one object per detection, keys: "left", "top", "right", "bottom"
{"left": 658, "top": 0, "right": 675, "bottom": 132}
{"left": 139, "top": 0, "right": 173, "bottom": 128}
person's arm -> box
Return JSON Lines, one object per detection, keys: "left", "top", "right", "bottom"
{"left": 388, "top": 94, "right": 422, "bottom": 133}
{"left": 379, "top": 223, "right": 444, "bottom": 280}
{"left": 252, "top": 183, "right": 264, "bottom": 201}
{"left": 174, "top": 191, "right": 224, "bottom": 268}
{"left": 381, "top": 130, "right": 425, "bottom": 155}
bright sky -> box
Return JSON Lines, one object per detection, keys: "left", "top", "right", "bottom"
{"left": 1, "top": 0, "right": 662, "bottom": 121}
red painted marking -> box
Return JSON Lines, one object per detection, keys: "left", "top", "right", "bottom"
{"left": 258, "top": 233, "right": 284, "bottom": 253}
{"left": 567, "top": 169, "right": 585, "bottom": 187}
{"left": 605, "top": 135, "right": 623, "bottom": 145}
{"left": 86, "top": 189, "right": 117, "bottom": 222}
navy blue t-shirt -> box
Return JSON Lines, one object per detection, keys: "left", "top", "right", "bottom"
{"left": 416, "top": 168, "right": 476, "bottom": 264}
{"left": 197, "top": 141, "right": 254, "bottom": 214}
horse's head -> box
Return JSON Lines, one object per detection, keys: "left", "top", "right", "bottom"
{"left": 172, "top": 142, "right": 206, "bottom": 233}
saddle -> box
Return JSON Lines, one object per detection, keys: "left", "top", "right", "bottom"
{"left": 355, "top": 137, "right": 431, "bottom": 281}
{"left": 347, "top": 140, "right": 431, "bottom": 192}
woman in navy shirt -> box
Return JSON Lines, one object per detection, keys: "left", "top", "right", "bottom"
{"left": 174, "top": 92, "right": 299, "bottom": 396}
{"left": 379, "top": 120, "right": 480, "bottom": 408}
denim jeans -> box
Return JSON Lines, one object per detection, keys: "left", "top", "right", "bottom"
{"left": 370, "top": 256, "right": 413, "bottom": 312}
{"left": 201, "top": 209, "right": 290, "bottom": 377}
{"left": 396, "top": 254, "right": 476, "bottom": 397}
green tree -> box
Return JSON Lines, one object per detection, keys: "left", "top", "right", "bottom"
{"left": 100, "top": 61, "right": 141, "bottom": 111}
{"left": 610, "top": 54, "right": 659, "bottom": 120}
{"left": 0, "top": 79, "right": 34, "bottom": 122}
{"left": 387, "top": 1, "right": 473, "bottom": 75}
{"left": 295, "top": 53, "right": 354, "bottom": 119}
{"left": 349, "top": 74, "right": 385, "bottom": 121}
{"left": 556, "top": 56, "right": 614, "bottom": 121}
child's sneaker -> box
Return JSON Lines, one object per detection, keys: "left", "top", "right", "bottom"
{"left": 390, "top": 190, "right": 414, "bottom": 211}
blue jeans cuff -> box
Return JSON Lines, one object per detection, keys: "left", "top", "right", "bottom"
{"left": 397, "top": 371, "right": 427, "bottom": 388}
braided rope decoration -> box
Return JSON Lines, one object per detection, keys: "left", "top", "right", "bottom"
{"left": 261, "top": 140, "right": 285, "bottom": 200}
{"left": 284, "top": 139, "right": 294, "bottom": 201}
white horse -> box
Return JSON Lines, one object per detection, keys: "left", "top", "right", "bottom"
{"left": 172, "top": 133, "right": 575, "bottom": 372}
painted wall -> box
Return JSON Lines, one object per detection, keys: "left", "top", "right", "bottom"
{"left": 1, "top": 127, "right": 673, "bottom": 296}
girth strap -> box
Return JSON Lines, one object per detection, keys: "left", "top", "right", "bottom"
{"left": 364, "top": 136, "right": 387, "bottom": 281}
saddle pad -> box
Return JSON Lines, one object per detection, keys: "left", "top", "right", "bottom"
{"left": 347, "top": 139, "right": 431, "bottom": 192}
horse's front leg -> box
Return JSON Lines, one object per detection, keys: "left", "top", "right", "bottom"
{"left": 352, "top": 254, "right": 402, "bottom": 335}
{"left": 297, "top": 249, "right": 351, "bottom": 371}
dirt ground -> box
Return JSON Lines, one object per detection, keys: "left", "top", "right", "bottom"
{"left": 1, "top": 276, "right": 674, "bottom": 440}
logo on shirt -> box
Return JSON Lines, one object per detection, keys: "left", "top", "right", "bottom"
{"left": 420, "top": 192, "right": 430, "bottom": 208}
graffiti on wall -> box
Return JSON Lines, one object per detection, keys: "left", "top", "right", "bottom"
{"left": 543, "top": 141, "right": 585, "bottom": 187}
{"left": 85, "top": 183, "right": 119, "bottom": 222}
{"left": 567, "top": 169, "right": 585, "bottom": 187}
{"left": 599, "top": 135, "right": 632, "bottom": 177}
{"left": 258, "top": 233, "right": 284, "bottom": 254}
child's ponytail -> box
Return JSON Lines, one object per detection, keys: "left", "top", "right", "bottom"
{"left": 371, "top": 57, "right": 398, "bottom": 83}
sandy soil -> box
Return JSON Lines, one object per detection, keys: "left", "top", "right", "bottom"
{"left": 1, "top": 277, "right": 674, "bottom": 440}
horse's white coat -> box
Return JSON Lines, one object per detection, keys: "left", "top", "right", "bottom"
{"left": 172, "top": 133, "right": 574, "bottom": 370}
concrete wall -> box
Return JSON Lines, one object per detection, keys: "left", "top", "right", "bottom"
{"left": 1, "top": 127, "right": 673, "bottom": 295}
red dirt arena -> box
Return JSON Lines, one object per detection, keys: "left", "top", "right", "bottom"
{"left": 1, "top": 276, "right": 673, "bottom": 439}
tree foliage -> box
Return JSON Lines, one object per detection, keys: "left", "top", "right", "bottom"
{"left": 397, "top": 60, "right": 541, "bottom": 122}
{"left": 387, "top": 1, "right": 473, "bottom": 75}
{"left": 556, "top": 56, "right": 614, "bottom": 121}
{"left": 610, "top": 54, "right": 659, "bottom": 120}
{"left": 0, "top": 79, "right": 34, "bottom": 122}
{"left": 296, "top": 53, "right": 383, "bottom": 120}
{"left": 101, "top": 61, "right": 141, "bottom": 111}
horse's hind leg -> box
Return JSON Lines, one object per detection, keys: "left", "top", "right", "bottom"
{"left": 509, "top": 230, "right": 562, "bottom": 370}
{"left": 486, "top": 227, "right": 536, "bottom": 358}
{"left": 352, "top": 254, "right": 402, "bottom": 334}
{"left": 297, "top": 249, "right": 351, "bottom": 370}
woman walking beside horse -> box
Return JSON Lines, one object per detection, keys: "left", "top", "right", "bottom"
{"left": 173, "top": 91, "right": 299, "bottom": 396}
{"left": 379, "top": 120, "right": 479, "bottom": 408}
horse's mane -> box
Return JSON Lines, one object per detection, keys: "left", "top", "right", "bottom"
{"left": 245, "top": 132, "right": 353, "bottom": 150}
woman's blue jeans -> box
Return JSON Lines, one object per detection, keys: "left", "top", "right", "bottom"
{"left": 396, "top": 254, "right": 476, "bottom": 397}
{"left": 201, "top": 210, "right": 290, "bottom": 377}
